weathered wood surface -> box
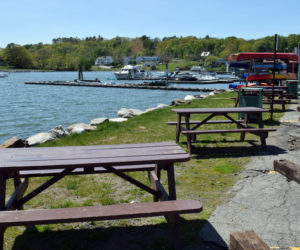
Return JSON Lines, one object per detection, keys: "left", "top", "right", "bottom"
{"left": 274, "top": 159, "right": 300, "bottom": 184}
{"left": 171, "top": 107, "right": 268, "bottom": 115}
{"left": 0, "top": 200, "right": 202, "bottom": 227}
{"left": 5, "top": 178, "right": 28, "bottom": 210}
{"left": 230, "top": 230, "right": 270, "bottom": 250}
{"left": 181, "top": 128, "right": 275, "bottom": 135}
{"left": 18, "top": 164, "right": 156, "bottom": 178}
{"left": 297, "top": 106, "right": 300, "bottom": 112}
{"left": 0, "top": 142, "right": 190, "bottom": 172}
{"left": 167, "top": 120, "right": 244, "bottom": 125}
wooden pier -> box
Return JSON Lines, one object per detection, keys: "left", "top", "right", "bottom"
{"left": 24, "top": 81, "right": 222, "bottom": 92}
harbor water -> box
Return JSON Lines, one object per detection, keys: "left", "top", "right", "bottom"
{"left": 0, "top": 71, "right": 231, "bottom": 144}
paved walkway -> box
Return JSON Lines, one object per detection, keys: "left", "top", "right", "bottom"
{"left": 199, "top": 101, "right": 300, "bottom": 250}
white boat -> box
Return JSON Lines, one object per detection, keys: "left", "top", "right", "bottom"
{"left": 0, "top": 74, "right": 8, "bottom": 78}
{"left": 189, "top": 66, "right": 219, "bottom": 81}
{"left": 114, "top": 65, "right": 151, "bottom": 80}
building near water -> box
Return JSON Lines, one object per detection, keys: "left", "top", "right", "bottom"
{"left": 94, "top": 56, "right": 113, "bottom": 66}
{"left": 135, "top": 56, "right": 161, "bottom": 66}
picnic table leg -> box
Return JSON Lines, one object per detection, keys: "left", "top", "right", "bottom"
{"left": 166, "top": 163, "right": 176, "bottom": 200}
{"left": 13, "top": 172, "right": 25, "bottom": 210}
{"left": 184, "top": 114, "right": 193, "bottom": 154}
{"left": 240, "top": 113, "right": 249, "bottom": 141}
{"left": 257, "top": 112, "right": 267, "bottom": 150}
{"left": 165, "top": 163, "right": 181, "bottom": 249}
{"left": 175, "top": 114, "right": 182, "bottom": 143}
{"left": 0, "top": 174, "right": 6, "bottom": 250}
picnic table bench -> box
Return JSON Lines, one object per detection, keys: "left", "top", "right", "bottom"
{"left": 0, "top": 142, "right": 202, "bottom": 250}
{"left": 169, "top": 107, "right": 276, "bottom": 154}
{"left": 233, "top": 88, "right": 292, "bottom": 111}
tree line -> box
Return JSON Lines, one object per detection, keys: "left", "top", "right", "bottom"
{"left": 0, "top": 34, "right": 299, "bottom": 70}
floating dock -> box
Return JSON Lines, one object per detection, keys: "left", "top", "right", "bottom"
{"left": 24, "top": 81, "right": 221, "bottom": 92}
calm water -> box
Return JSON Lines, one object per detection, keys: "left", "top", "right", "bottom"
{"left": 0, "top": 71, "right": 230, "bottom": 143}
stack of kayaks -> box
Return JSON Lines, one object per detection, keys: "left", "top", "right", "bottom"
{"left": 227, "top": 52, "right": 298, "bottom": 88}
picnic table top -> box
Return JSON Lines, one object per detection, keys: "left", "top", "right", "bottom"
{"left": 171, "top": 107, "right": 268, "bottom": 114}
{"left": 0, "top": 142, "right": 190, "bottom": 172}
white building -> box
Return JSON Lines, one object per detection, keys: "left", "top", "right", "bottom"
{"left": 95, "top": 56, "right": 113, "bottom": 66}
{"left": 201, "top": 51, "right": 210, "bottom": 58}
{"left": 136, "top": 56, "right": 161, "bottom": 66}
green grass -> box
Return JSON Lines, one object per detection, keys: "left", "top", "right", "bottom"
{"left": 4, "top": 91, "right": 284, "bottom": 249}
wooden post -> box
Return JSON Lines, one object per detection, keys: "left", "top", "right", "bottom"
{"left": 274, "top": 159, "right": 300, "bottom": 184}
{"left": 0, "top": 174, "right": 6, "bottom": 250}
{"left": 230, "top": 230, "right": 270, "bottom": 250}
{"left": 271, "top": 34, "right": 278, "bottom": 121}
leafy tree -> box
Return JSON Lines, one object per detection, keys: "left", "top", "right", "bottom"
{"left": 2, "top": 43, "right": 33, "bottom": 68}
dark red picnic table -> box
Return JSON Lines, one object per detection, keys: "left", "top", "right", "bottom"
{"left": 0, "top": 142, "right": 202, "bottom": 250}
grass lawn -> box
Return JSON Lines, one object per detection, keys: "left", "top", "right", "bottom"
{"left": 4, "top": 91, "right": 284, "bottom": 250}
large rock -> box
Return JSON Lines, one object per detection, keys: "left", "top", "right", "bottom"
{"left": 109, "top": 118, "right": 128, "bottom": 122}
{"left": 50, "top": 125, "right": 69, "bottom": 138}
{"left": 184, "top": 95, "right": 196, "bottom": 101}
{"left": 117, "top": 108, "right": 144, "bottom": 118}
{"left": 170, "top": 99, "right": 191, "bottom": 106}
{"left": 68, "top": 123, "right": 96, "bottom": 133}
{"left": 145, "top": 104, "right": 169, "bottom": 113}
{"left": 90, "top": 118, "right": 109, "bottom": 126}
{"left": 26, "top": 132, "right": 55, "bottom": 146}
{"left": 0, "top": 136, "right": 26, "bottom": 148}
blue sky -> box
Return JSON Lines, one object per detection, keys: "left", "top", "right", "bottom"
{"left": 1, "top": 0, "right": 300, "bottom": 48}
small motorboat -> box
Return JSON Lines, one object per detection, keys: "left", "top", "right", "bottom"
{"left": 0, "top": 74, "right": 8, "bottom": 78}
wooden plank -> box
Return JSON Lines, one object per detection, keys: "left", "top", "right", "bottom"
{"left": 0, "top": 142, "right": 180, "bottom": 157}
{"left": 0, "top": 145, "right": 184, "bottom": 161}
{"left": 274, "top": 159, "right": 300, "bottom": 184}
{"left": 148, "top": 170, "right": 169, "bottom": 201}
{"left": 230, "top": 230, "right": 270, "bottom": 250}
{"left": 0, "top": 153, "right": 190, "bottom": 172}
{"left": 172, "top": 107, "right": 268, "bottom": 114}
{"left": 297, "top": 106, "right": 300, "bottom": 112}
{"left": 5, "top": 178, "right": 28, "bottom": 210}
{"left": 181, "top": 128, "right": 276, "bottom": 135}
{"left": 167, "top": 120, "right": 244, "bottom": 125}
{"left": 0, "top": 200, "right": 203, "bottom": 227}
{"left": 17, "top": 164, "right": 156, "bottom": 178}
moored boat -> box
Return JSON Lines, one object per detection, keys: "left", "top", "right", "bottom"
{"left": 114, "top": 65, "right": 151, "bottom": 80}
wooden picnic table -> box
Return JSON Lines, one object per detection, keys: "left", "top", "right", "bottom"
{"left": 233, "top": 88, "right": 292, "bottom": 111}
{"left": 170, "top": 107, "right": 276, "bottom": 154}
{"left": 0, "top": 142, "right": 202, "bottom": 249}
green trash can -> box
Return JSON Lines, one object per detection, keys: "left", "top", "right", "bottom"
{"left": 286, "top": 80, "right": 299, "bottom": 99}
{"left": 238, "top": 87, "right": 263, "bottom": 121}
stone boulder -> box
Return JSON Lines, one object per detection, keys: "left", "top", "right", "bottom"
{"left": 68, "top": 123, "right": 97, "bottom": 134}
{"left": 26, "top": 132, "right": 55, "bottom": 146}
{"left": 117, "top": 108, "right": 144, "bottom": 118}
{"left": 50, "top": 125, "right": 69, "bottom": 138}
{"left": 109, "top": 118, "right": 128, "bottom": 122}
{"left": 194, "top": 94, "right": 208, "bottom": 99}
{"left": 0, "top": 136, "right": 27, "bottom": 148}
{"left": 170, "top": 99, "right": 191, "bottom": 106}
{"left": 145, "top": 104, "right": 169, "bottom": 113}
{"left": 156, "top": 104, "right": 169, "bottom": 109}
{"left": 184, "top": 95, "right": 196, "bottom": 101}
{"left": 90, "top": 118, "right": 109, "bottom": 126}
